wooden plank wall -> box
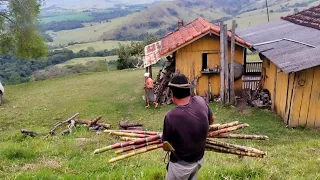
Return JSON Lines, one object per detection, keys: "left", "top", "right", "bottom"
{"left": 262, "top": 60, "right": 276, "bottom": 104}
{"left": 288, "top": 66, "right": 320, "bottom": 128}
{"left": 284, "top": 73, "right": 295, "bottom": 124}
{"left": 274, "top": 69, "right": 289, "bottom": 120}
{"left": 175, "top": 34, "right": 244, "bottom": 97}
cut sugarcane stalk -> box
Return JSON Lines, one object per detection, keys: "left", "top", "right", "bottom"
{"left": 208, "top": 124, "right": 249, "bottom": 137}
{"left": 215, "top": 133, "right": 269, "bottom": 140}
{"left": 209, "top": 121, "right": 239, "bottom": 131}
{"left": 206, "top": 139, "right": 266, "bottom": 155}
{"left": 119, "top": 137, "right": 140, "bottom": 141}
{"left": 94, "top": 134, "right": 162, "bottom": 154}
{"left": 113, "top": 130, "right": 161, "bottom": 136}
{"left": 103, "top": 131, "right": 150, "bottom": 138}
{"left": 109, "top": 143, "right": 163, "bottom": 163}
{"left": 115, "top": 140, "right": 162, "bottom": 154}
{"left": 205, "top": 143, "right": 265, "bottom": 158}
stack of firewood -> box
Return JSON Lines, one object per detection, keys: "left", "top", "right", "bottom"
{"left": 153, "top": 60, "right": 176, "bottom": 105}
{"left": 94, "top": 121, "right": 268, "bottom": 163}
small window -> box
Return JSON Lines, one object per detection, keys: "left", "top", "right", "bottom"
{"left": 202, "top": 53, "right": 208, "bottom": 70}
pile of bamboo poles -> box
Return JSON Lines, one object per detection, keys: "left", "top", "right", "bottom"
{"left": 94, "top": 121, "right": 268, "bottom": 163}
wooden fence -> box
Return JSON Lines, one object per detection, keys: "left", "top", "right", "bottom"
{"left": 242, "top": 76, "right": 261, "bottom": 90}
{"left": 245, "top": 62, "right": 263, "bottom": 75}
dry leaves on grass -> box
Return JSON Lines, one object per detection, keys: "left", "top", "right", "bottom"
{"left": 21, "top": 157, "right": 61, "bottom": 171}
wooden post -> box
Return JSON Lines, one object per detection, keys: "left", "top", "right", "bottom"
{"left": 230, "top": 20, "right": 236, "bottom": 105}
{"left": 220, "top": 22, "right": 225, "bottom": 104}
{"left": 149, "top": 66, "right": 153, "bottom": 79}
{"left": 224, "top": 24, "right": 230, "bottom": 104}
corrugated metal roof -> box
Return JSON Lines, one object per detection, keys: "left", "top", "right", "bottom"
{"left": 238, "top": 20, "right": 320, "bottom": 73}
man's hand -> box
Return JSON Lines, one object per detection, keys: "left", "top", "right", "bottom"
{"left": 163, "top": 141, "right": 175, "bottom": 152}
{"left": 209, "top": 115, "right": 215, "bottom": 125}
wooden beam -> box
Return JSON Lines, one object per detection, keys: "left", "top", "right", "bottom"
{"left": 224, "top": 24, "right": 229, "bottom": 104}
{"left": 230, "top": 20, "right": 236, "bottom": 105}
{"left": 220, "top": 22, "right": 225, "bottom": 104}
{"left": 272, "top": 66, "right": 278, "bottom": 111}
{"left": 149, "top": 66, "right": 153, "bottom": 79}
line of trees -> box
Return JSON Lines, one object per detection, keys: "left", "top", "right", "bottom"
{"left": 0, "top": 48, "right": 117, "bottom": 85}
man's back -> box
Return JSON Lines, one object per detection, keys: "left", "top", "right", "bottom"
{"left": 162, "top": 96, "right": 211, "bottom": 162}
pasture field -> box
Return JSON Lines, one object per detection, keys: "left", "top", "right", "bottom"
{"left": 63, "top": 41, "right": 131, "bottom": 52}
{"left": 40, "top": 11, "right": 93, "bottom": 24}
{"left": 56, "top": 56, "right": 118, "bottom": 67}
{"left": 0, "top": 69, "right": 319, "bottom": 179}
{"left": 47, "top": 17, "right": 128, "bottom": 45}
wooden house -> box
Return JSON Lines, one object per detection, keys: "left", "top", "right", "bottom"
{"left": 144, "top": 18, "right": 252, "bottom": 97}
{"left": 238, "top": 5, "right": 320, "bottom": 128}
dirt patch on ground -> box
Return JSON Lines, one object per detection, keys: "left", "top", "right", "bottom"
{"left": 21, "top": 157, "right": 61, "bottom": 171}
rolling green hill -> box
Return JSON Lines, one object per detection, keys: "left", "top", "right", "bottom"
{"left": 56, "top": 56, "right": 117, "bottom": 67}
{"left": 59, "top": 41, "right": 131, "bottom": 52}
{"left": 46, "top": 0, "right": 320, "bottom": 46}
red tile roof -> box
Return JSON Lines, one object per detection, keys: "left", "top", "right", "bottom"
{"left": 281, "top": 4, "right": 320, "bottom": 30}
{"left": 160, "top": 18, "right": 252, "bottom": 56}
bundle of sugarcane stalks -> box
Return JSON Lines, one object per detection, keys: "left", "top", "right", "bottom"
{"left": 94, "top": 121, "right": 268, "bottom": 163}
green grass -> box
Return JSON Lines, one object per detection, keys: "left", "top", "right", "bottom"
{"left": 40, "top": 12, "right": 93, "bottom": 24}
{"left": 47, "top": 17, "right": 129, "bottom": 45}
{"left": 1, "top": 70, "right": 320, "bottom": 179}
{"left": 62, "top": 41, "right": 131, "bottom": 52}
{"left": 56, "top": 56, "right": 118, "bottom": 67}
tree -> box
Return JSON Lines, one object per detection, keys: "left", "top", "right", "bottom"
{"left": 0, "top": 0, "right": 47, "bottom": 59}
{"left": 116, "top": 35, "right": 159, "bottom": 70}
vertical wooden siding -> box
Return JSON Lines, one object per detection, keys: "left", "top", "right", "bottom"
{"left": 274, "top": 68, "right": 289, "bottom": 120}
{"left": 175, "top": 35, "right": 244, "bottom": 97}
{"left": 262, "top": 60, "right": 276, "bottom": 105}
{"left": 288, "top": 66, "right": 320, "bottom": 128}
{"left": 264, "top": 62, "right": 320, "bottom": 128}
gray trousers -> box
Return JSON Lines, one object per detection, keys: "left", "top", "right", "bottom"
{"left": 166, "top": 158, "right": 204, "bottom": 180}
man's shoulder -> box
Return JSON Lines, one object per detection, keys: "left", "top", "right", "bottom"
{"left": 191, "top": 96, "right": 206, "bottom": 104}
{"left": 166, "top": 108, "right": 182, "bottom": 119}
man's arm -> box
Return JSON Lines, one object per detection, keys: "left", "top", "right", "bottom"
{"left": 209, "top": 114, "right": 215, "bottom": 125}
{"left": 207, "top": 104, "right": 215, "bottom": 125}
{"left": 162, "top": 115, "right": 174, "bottom": 151}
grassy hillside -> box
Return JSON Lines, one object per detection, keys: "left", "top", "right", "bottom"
{"left": 56, "top": 56, "right": 117, "bottom": 67}
{"left": 40, "top": 11, "right": 93, "bottom": 24}
{"left": 46, "top": 0, "right": 320, "bottom": 46}
{"left": 47, "top": 16, "right": 129, "bottom": 45}
{"left": 1, "top": 69, "right": 320, "bottom": 179}
{"left": 60, "top": 41, "right": 131, "bottom": 52}
{"left": 227, "top": 0, "right": 320, "bottom": 29}
{"left": 43, "top": 0, "right": 162, "bottom": 10}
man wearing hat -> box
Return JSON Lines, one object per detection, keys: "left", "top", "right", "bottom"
{"left": 162, "top": 74, "right": 215, "bottom": 180}
{"left": 144, "top": 72, "right": 158, "bottom": 108}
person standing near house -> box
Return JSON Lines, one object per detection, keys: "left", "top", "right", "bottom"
{"left": 162, "top": 74, "right": 215, "bottom": 180}
{"left": 144, "top": 72, "right": 158, "bottom": 108}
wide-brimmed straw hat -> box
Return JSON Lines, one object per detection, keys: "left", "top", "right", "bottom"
{"left": 168, "top": 74, "right": 196, "bottom": 89}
